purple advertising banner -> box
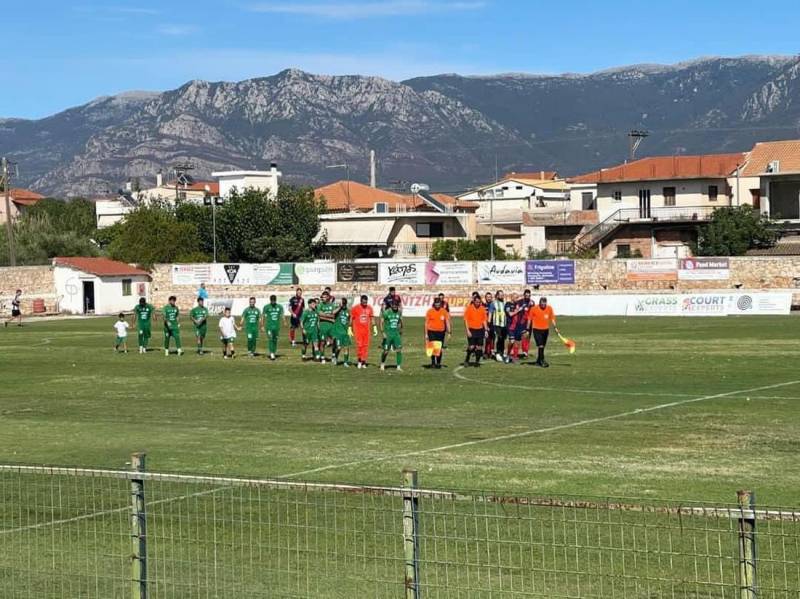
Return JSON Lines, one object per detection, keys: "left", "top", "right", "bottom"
{"left": 525, "top": 260, "right": 576, "bottom": 285}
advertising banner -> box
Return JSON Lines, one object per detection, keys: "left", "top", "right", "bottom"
{"left": 727, "top": 292, "right": 792, "bottom": 315}
{"left": 379, "top": 262, "right": 426, "bottom": 285}
{"left": 678, "top": 258, "right": 730, "bottom": 281}
{"left": 337, "top": 262, "right": 379, "bottom": 283}
{"left": 626, "top": 295, "right": 680, "bottom": 316}
{"left": 367, "top": 292, "right": 472, "bottom": 317}
{"left": 626, "top": 259, "right": 678, "bottom": 282}
{"left": 172, "top": 264, "right": 296, "bottom": 285}
{"left": 477, "top": 261, "right": 526, "bottom": 286}
{"left": 678, "top": 293, "right": 729, "bottom": 316}
{"left": 424, "top": 262, "right": 473, "bottom": 285}
{"left": 525, "top": 260, "right": 576, "bottom": 285}
{"left": 294, "top": 262, "right": 336, "bottom": 286}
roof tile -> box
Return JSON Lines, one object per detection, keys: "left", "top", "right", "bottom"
{"left": 571, "top": 153, "right": 746, "bottom": 184}
{"left": 53, "top": 257, "right": 150, "bottom": 277}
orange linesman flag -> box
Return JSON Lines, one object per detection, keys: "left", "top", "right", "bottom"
{"left": 425, "top": 340, "right": 443, "bottom": 357}
{"left": 557, "top": 332, "right": 576, "bottom": 354}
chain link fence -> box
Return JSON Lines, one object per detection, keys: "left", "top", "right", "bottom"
{"left": 1, "top": 456, "right": 798, "bottom": 598}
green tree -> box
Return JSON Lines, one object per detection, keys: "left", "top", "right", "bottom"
{"left": 216, "top": 185, "right": 325, "bottom": 262}
{"left": 26, "top": 198, "right": 97, "bottom": 237}
{"left": 695, "top": 206, "right": 777, "bottom": 256}
{"left": 175, "top": 200, "right": 215, "bottom": 257}
{"left": 107, "top": 202, "right": 202, "bottom": 267}
{"left": 0, "top": 212, "right": 99, "bottom": 266}
{"left": 430, "top": 239, "right": 507, "bottom": 261}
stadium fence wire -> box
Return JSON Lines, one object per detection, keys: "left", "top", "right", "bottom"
{"left": 0, "top": 455, "right": 798, "bottom": 598}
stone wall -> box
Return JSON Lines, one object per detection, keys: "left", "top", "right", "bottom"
{"left": 0, "top": 265, "right": 57, "bottom": 313}
{"left": 149, "top": 257, "right": 800, "bottom": 307}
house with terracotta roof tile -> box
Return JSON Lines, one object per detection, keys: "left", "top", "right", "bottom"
{"left": 53, "top": 257, "right": 150, "bottom": 315}
{"left": 741, "top": 139, "right": 800, "bottom": 220}
{"left": 0, "top": 188, "right": 46, "bottom": 224}
{"left": 569, "top": 152, "right": 751, "bottom": 258}
{"left": 314, "top": 180, "right": 478, "bottom": 258}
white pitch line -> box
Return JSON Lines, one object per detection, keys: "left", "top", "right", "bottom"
{"left": 453, "top": 368, "right": 695, "bottom": 398}
{"left": 0, "top": 486, "right": 228, "bottom": 535}
{"left": 279, "top": 374, "right": 800, "bottom": 479}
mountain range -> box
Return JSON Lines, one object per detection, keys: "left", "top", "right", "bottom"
{"left": 2, "top": 55, "right": 799, "bottom": 197}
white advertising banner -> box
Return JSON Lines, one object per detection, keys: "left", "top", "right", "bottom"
{"left": 477, "top": 261, "right": 525, "bottom": 285}
{"left": 727, "top": 292, "right": 792, "bottom": 315}
{"left": 379, "top": 262, "right": 427, "bottom": 285}
{"left": 678, "top": 258, "right": 730, "bottom": 281}
{"left": 624, "top": 292, "right": 792, "bottom": 317}
{"left": 626, "top": 258, "right": 678, "bottom": 281}
{"left": 294, "top": 263, "right": 336, "bottom": 286}
{"left": 171, "top": 264, "right": 295, "bottom": 285}
{"left": 424, "top": 262, "right": 474, "bottom": 285}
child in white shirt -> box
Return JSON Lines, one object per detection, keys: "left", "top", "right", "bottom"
{"left": 218, "top": 307, "right": 240, "bottom": 359}
{"left": 114, "top": 313, "right": 129, "bottom": 353}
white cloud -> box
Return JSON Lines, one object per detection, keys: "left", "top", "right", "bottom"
{"left": 248, "top": 1, "right": 486, "bottom": 19}
{"left": 156, "top": 25, "right": 201, "bottom": 36}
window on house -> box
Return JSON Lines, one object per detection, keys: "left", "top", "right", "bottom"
{"left": 495, "top": 189, "right": 504, "bottom": 198}
{"left": 582, "top": 192, "right": 595, "bottom": 210}
{"left": 515, "top": 185, "right": 523, "bottom": 190}
{"left": 122, "top": 279, "right": 132, "bottom": 296}
{"left": 612, "top": 191, "right": 622, "bottom": 202}
{"left": 416, "top": 222, "right": 444, "bottom": 238}
{"left": 502, "top": 186, "right": 509, "bottom": 190}
{"left": 663, "top": 186, "right": 676, "bottom": 207}
{"left": 708, "top": 185, "right": 718, "bottom": 201}
{"left": 750, "top": 189, "right": 761, "bottom": 210}
{"left": 617, "top": 244, "right": 631, "bottom": 259}
{"left": 178, "top": 191, "right": 187, "bottom": 200}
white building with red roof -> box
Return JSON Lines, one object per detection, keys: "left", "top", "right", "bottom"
{"left": 53, "top": 257, "right": 150, "bottom": 315}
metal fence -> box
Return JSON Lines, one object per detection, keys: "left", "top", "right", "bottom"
{"left": 1, "top": 455, "right": 799, "bottom": 598}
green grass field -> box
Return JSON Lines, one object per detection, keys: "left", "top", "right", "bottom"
{"left": 1, "top": 314, "right": 798, "bottom": 504}
{"left": 2, "top": 314, "right": 800, "bottom": 597}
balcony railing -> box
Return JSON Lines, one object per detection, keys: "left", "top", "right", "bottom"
{"left": 390, "top": 242, "right": 436, "bottom": 258}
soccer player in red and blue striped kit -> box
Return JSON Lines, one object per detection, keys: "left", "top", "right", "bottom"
{"left": 288, "top": 288, "right": 305, "bottom": 347}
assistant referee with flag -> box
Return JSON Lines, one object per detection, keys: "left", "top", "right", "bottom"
{"left": 528, "top": 296, "right": 556, "bottom": 368}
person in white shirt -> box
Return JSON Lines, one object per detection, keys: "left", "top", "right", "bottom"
{"left": 218, "top": 307, "right": 240, "bottom": 359}
{"left": 113, "top": 313, "right": 129, "bottom": 353}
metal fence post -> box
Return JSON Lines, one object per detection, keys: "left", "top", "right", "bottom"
{"left": 402, "top": 469, "right": 420, "bottom": 599}
{"left": 737, "top": 489, "right": 757, "bottom": 599}
{"left": 131, "top": 453, "right": 148, "bottom": 599}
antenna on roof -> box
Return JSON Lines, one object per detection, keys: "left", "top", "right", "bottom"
{"left": 628, "top": 130, "right": 649, "bottom": 161}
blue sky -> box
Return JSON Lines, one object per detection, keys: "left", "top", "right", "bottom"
{"left": 5, "top": 0, "right": 800, "bottom": 119}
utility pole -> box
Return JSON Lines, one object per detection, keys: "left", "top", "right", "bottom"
{"left": 2, "top": 157, "right": 16, "bottom": 266}
{"left": 628, "top": 130, "right": 649, "bottom": 161}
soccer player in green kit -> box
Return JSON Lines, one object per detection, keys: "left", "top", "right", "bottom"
{"left": 162, "top": 296, "right": 183, "bottom": 356}
{"left": 190, "top": 297, "right": 209, "bottom": 355}
{"left": 240, "top": 297, "right": 261, "bottom": 357}
{"left": 132, "top": 297, "right": 155, "bottom": 353}
{"left": 301, "top": 298, "right": 321, "bottom": 362}
{"left": 316, "top": 290, "right": 336, "bottom": 362}
{"left": 262, "top": 295, "right": 284, "bottom": 361}
{"left": 380, "top": 299, "right": 403, "bottom": 372}
{"left": 331, "top": 297, "right": 352, "bottom": 367}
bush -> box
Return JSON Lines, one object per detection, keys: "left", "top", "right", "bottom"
{"left": 695, "top": 206, "right": 777, "bottom": 256}
{"left": 430, "top": 239, "right": 507, "bottom": 261}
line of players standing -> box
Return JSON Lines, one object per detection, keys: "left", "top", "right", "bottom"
{"left": 123, "top": 285, "right": 556, "bottom": 369}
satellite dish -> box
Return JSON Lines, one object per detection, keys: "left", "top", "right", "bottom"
{"left": 410, "top": 183, "right": 430, "bottom": 195}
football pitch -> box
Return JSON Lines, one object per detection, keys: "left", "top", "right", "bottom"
{"left": 1, "top": 314, "right": 798, "bottom": 503}
{"left": 2, "top": 314, "right": 800, "bottom": 597}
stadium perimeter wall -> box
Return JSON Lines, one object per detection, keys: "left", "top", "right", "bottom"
{"left": 0, "top": 265, "right": 56, "bottom": 312}
{"left": 148, "top": 257, "right": 800, "bottom": 307}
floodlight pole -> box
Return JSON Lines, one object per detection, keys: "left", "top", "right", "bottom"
{"left": 2, "top": 157, "right": 16, "bottom": 266}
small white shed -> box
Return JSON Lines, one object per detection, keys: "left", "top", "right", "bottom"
{"left": 53, "top": 257, "right": 151, "bottom": 315}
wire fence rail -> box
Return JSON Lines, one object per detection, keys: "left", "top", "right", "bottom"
{"left": 1, "top": 455, "right": 799, "bottom": 598}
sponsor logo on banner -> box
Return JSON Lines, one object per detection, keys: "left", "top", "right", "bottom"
{"left": 252, "top": 263, "right": 296, "bottom": 285}
{"left": 224, "top": 264, "right": 240, "bottom": 284}
{"left": 477, "top": 261, "right": 525, "bottom": 285}
{"left": 337, "top": 263, "right": 379, "bottom": 283}
{"left": 626, "top": 259, "right": 678, "bottom": 281}
{"left": 368, "top": 292, "right": 471, "bottom": 316}
{"left": 425, "top": 262, "right": 473, "bottom": 285}
{"left": 379, "top": 262, "right": 426, "bottom": 285}
{"left": 172, "top": 264, "right": 211, "bottom": 285}
{"left": 628, "top": 295, "right": 680, "bottom": 315}
{"left": 680, "top": 294, "right": 728, "bottom": 315}
{"left": 525, "top": 260, "right": 575, "bottom": 284}
{"left": 294, "top": 263, "right": 336, "bottom": 285}
{"left": 678, "top": 258, "right": 730, "bottom": 281}
{"left": 729, "top": 292, "right": 792, "bottom": 315}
